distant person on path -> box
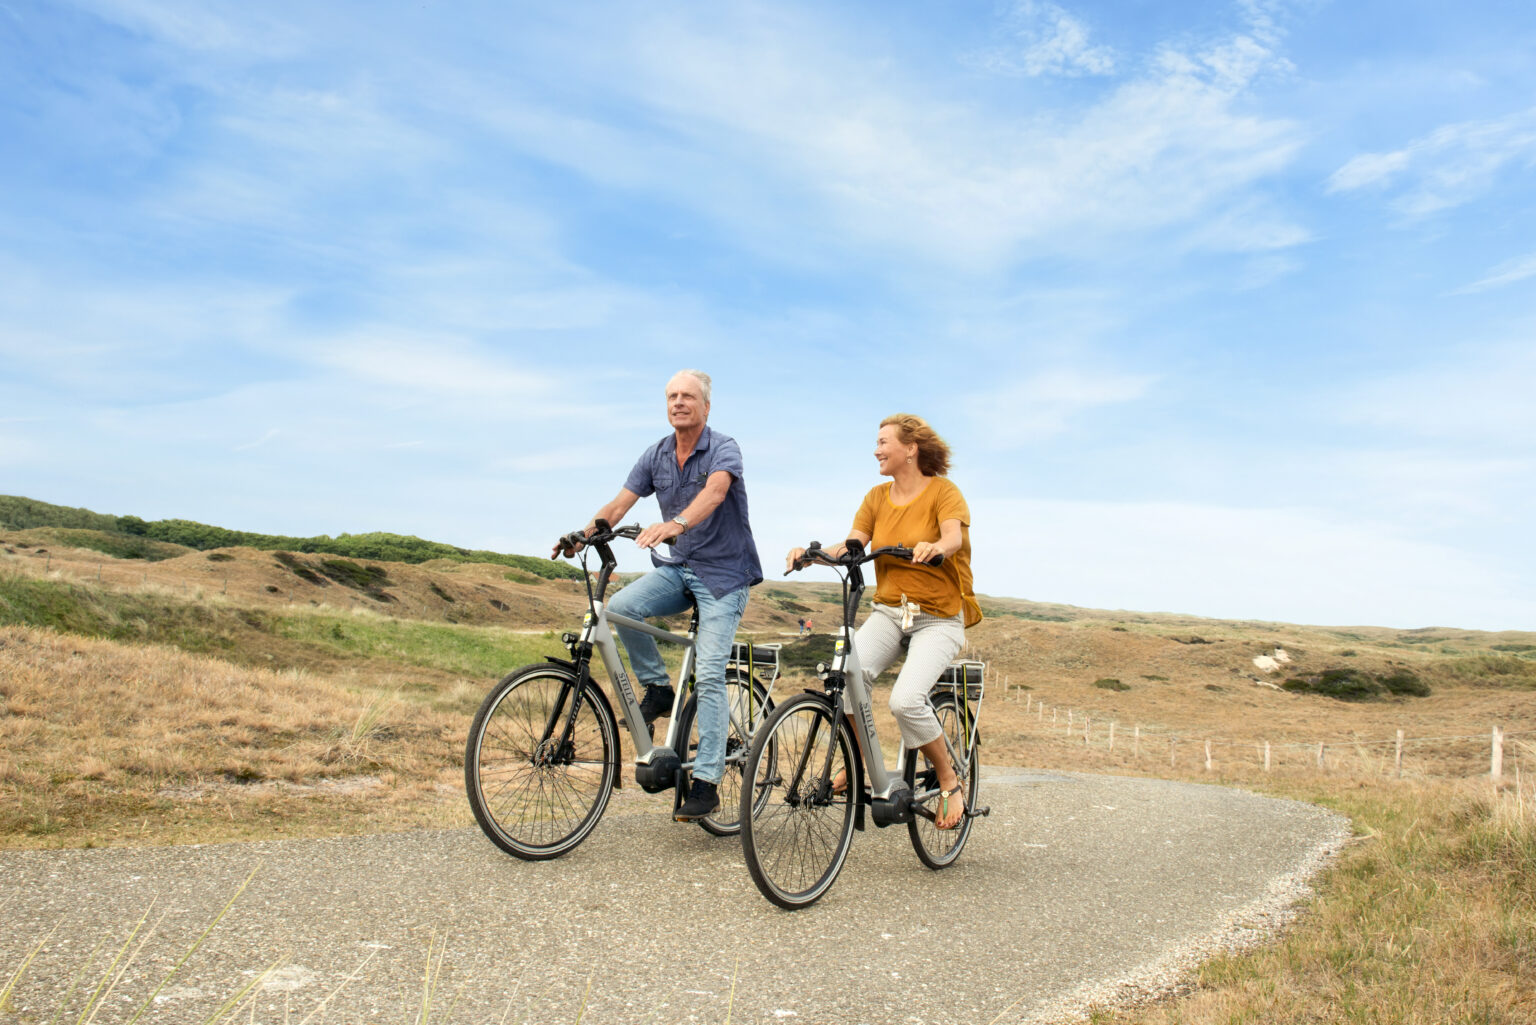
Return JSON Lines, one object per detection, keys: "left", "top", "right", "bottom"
{"left": 797, "top": 616, "right": 805, "bottom": 635}
{"left": 785, "top": 413, "right": 981, "bottom": 829}
{"left": 557, "top": 370, "right": 763, "bottom": 822}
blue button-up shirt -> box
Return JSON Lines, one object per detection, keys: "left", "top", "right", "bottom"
{"left": 623, "top": 425, "right": 763, "bottom": 598}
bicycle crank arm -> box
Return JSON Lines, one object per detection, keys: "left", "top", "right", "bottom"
{"left": 966, "top": 805, "right": 991, "bottom": 818}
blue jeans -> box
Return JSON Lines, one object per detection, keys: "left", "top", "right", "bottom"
{"left": 605, "top": 564, "right": 750, "bottom": 785}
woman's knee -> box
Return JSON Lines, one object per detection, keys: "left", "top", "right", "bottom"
{"left": 888, "top": 688, "right": 928, "bottom": 722}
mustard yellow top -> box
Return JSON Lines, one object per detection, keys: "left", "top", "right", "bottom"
{"left": 851, "top": 477, "right": 982, "bottom": 627}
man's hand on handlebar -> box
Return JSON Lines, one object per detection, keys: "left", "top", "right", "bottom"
{"left": 551, "top": 519, "right": 650, "bottom": 559}
{"left": 634, "top": 519, "right": 684, "bottom": 551}
{"left": 551, "top": 527, "right": 590, "bottom": 560}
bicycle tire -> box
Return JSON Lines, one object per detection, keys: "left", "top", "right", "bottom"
{"left": 904, "top": 689, "right": 978, "bottom": 869}
{"left": 465, "top": 664, "right": 619, "bottom": 860}
{"left": 739, "top": 692, "right": 857, "bottom": 909}
{"left": 673, "top": 669, "right": 775, "bottom": 837}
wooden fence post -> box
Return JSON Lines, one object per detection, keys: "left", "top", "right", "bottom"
{"left": 1204, "top": 740, "right": 1213, "bottom": 772}
{"left": 1083, "top": 717, "right": 1090, "bottom": 744}
{"left": 1108, "top": 722, "right": 1116, "bottom": 752}
{"left": 1316, "top": 742, "right": 1326, "bottom": 770}
{"left": 1395, "top": 730, "right": 1404, "bottom": 778}
{"left": 1492, "top": 726, "right": 1504, "bottom": 781}
{"left": 1170, "top": 738, "right": 1176, "bottom": 767}
{"left": 1133, "top": 725, "right": 1140, "bottom": 758}
{"left": 1263, "top": 740, "right": 1271, "bottom": 772}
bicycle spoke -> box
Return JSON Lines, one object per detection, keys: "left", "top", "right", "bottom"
{"left": 741, "top": 696, "right": 856, "bottom": 907}
{"left": 466, "top": 669, "right": 617, "bottom": 860}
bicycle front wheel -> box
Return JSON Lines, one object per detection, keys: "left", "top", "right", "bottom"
{"left": 465, "top": 665, "right": 618, "bottom": 860}
{"left": 905, "top": 689, "right": 978, "bottom": 869}
{"left": 739, "top": 692, "right": 856, "bottom": 909}
{"left": 675, "top": 669, "right": 775, "bottom": 836}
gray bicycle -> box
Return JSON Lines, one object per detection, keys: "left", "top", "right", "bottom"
{"left": 465, "top": 520, "right": 777, "bottom": 860}
{"left": 739, "top": 539, "right": 987, "bottom": 908}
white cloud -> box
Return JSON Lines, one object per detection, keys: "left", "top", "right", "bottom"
{"left": 1327, "top": 105, "right": 1536, "bottom": 215}
{"left": 1326, "top": 149, "right": 1412, "bottom": 192}
{"left": 968, "top": 1, "right": 1116, "bottom": 78}
{"left": 1452, "top": 252, "right": 1536, "bottom": 295}
{"left": 458, "top": 4, "right": 1304, "bottom": 269}
{"left": 976, "top": 497, "right": 1536, "bottom": 629}
{"left": 967, "top": 369, "right": 1156, "bottom": 445}
{"left": 1336, "top": 343, "right": 1536, "bottom": 447}
{"left": 69, "top": 0, "right": 303, "bottom": 58}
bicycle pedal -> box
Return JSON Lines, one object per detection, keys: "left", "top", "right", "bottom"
{"left": 967, "top": 805, "right": 991, "bottom": 818}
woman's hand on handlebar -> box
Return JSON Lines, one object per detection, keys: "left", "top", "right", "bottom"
{"left": 785, "top": 541, "right": 853, "bottom": 574}
{"left": 909, "top": 540, "right": 946, "bottom": 566}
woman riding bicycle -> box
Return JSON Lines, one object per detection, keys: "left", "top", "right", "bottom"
{"left": 785, "top": 413, "right": 982, "bottom": 830}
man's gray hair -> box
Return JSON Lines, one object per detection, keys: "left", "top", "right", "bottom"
{"left": 671, "top": 369, "right": 712, "bottom": 404}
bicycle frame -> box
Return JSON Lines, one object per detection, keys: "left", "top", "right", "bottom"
{"left": 795, "top": 545, "right": 930, "bottom": 826}
{"left": 579, "top": 599, "right": 697, "bottom": 787}
{"left": 553, "top": 522, "right": 771, "bottom": 794}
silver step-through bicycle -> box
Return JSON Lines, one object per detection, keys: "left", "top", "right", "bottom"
{"left": 465, "top": 519, "right": 778, "bottom": 860}
{"left": 739, "top": 539, "right": 988, "bottom": 908}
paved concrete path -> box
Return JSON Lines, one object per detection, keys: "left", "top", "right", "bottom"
{"left": 0, "top": 771, "right": 1348, "bottom": 1025}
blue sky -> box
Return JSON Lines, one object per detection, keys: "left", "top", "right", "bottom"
{"left": 3, "top": 0, "right": 1534, "bottom": 630}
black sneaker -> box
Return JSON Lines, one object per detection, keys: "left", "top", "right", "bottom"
{"left": 638, "top": 685, "right": 676, "bottom": 725}
{"left": 674, "top": 778, "right": 719, "bottom": 821}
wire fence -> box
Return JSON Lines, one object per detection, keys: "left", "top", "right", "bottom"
{"left": 975, "top": 663, "right": 1532, "bottom": 783}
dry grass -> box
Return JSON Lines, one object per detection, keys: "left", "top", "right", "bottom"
{"left": 1084, "top": 776, "right": 1536, "bottom": 1025}
{"left": 0, "top": 625, "right": 474, "bottom": 848}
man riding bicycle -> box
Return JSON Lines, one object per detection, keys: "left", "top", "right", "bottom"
{"left": 557, "top": 369, "right": 763, "bottom": 821}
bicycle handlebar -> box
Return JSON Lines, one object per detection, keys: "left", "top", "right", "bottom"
{"left": 551, "top": 518, "right": 643, "bottom": 559}
{"left": 785, "top": 540, "right": 943, "bottom": 575}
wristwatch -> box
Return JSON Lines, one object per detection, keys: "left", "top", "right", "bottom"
{"left": 672, "top": 516, "right": 689, "bottom": 533}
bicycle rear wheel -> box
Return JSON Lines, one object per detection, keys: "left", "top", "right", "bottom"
{"left": 904, "top": 689, "right": 978, "bottom": 869}
{"left": 739, "top": 692, "right": 856, "bottom": 909}
{"left": 674, "top": 669, "right": 775, "bottom": 836}
{"left": 465, "top": 665, "right": 618, "bottom": 860}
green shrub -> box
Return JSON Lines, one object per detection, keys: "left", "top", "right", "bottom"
{"left": 317, "top": 559, "right": 388, "bottom": 590}
{"left": 779, "top": 633, "right": 839, "bottom": 672}
{"left": 1093, "top": 677, "right": 1130, "bottom": 691}
{"left": 1284, "top": 668, "right": 1382, "bottom": 701}
{"left": 17, "top": 528, "right": 187, "bottom": 562}
{"left": 1380, "top": 670, "right": 1431, "bottom": 697}
{"left": 273, "top": 552, "right": 325, "bottom": 585}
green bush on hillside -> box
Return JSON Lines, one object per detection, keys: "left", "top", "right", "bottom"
{"left": 0, "top": 494, "right": 581, "bottom": 580}
{"left": 1283, "top": 667, "right": 1433, "bottom": 702}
